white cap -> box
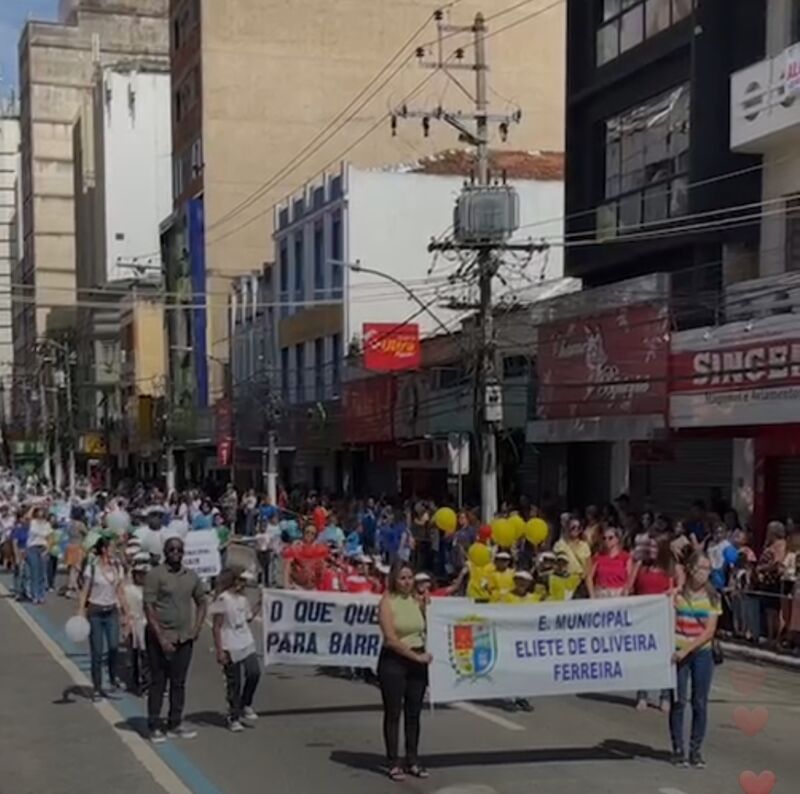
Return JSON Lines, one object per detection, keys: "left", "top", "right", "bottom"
{"left": 495, "top": 551, "right": 512, "bottom": 560}
{"left": 513, "top": 570, "right": 533, "bottom": 581}
{"left": 414, "top": 572, "right": 432, "bottom": 582}
{"left": 376, "top": 563, "right": 390, "bottom": 575}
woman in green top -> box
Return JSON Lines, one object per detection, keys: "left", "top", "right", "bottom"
{"left": 377, "top": 561, "right": 431, "bottom": 782}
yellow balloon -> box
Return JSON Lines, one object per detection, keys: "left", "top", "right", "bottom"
{"left": 524, "top": 517, "right": 549, "bottom": 546}
{"left": 468, "top": 542, "right": 492, "bottom": 568}
{"left": 491, "top": 518, "right": 516, "bottom": 548}
{"left": 434, "top": 507, "right": 457, "bottom": 535}
{"left": 508, "top": 513, "right": 525, "bottom": 540}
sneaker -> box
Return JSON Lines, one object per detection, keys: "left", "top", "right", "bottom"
{"left": 636, "top": 699, "right": 648, "bottom": 712}
{"left": 91, "top": 691, "right": 104, "bottom": 703}
{"left": 671, "top": 753, "right": 689, "bottom": 768}
{"left": 242, "top": 706, "right": 258, "bottom": 724}
{"left": 150, "top": 728, "right": 167, "bottom": 744}
{"left": 659, "top": 700, "right": 671, "bottom": 715}
{"left": 167, "top": 724, "right": 197, "bottom": 740}
{"left": 516, "top": 698, "right": 534, "bottom": 713}
{"left": 689, "top": 753, "right": 706, "bottom": 769}
{"left": 227, "top": 718, "right": 245, "bottom": 733}
{"left": 502, "top": 700, "right": 519, "bottom": 713}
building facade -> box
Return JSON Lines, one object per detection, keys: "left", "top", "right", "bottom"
{"left": 14, "top": 0, "right": 169, "bottom": 423}
{"left": 163, "top": 0, "right": 567, "bottom": 480}
{"left": 271, "top": 153, "right": 566, "bottom": 492}
{"left": 546, "top": 0, "right": 800, "bottom": 540}
{"left": 70, "top": 63, "right": 171, "bottom": 478}
{"left": 0, "top": 110, "right": 20, "bottom": 425}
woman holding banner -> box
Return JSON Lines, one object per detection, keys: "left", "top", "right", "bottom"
{"left": 669, "top": 551, "right": 721, "bottom": 769}
{"left": 377, "top": 561, "right": 431, "bottom": 782}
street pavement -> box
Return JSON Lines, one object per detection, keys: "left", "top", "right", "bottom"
{"left": 1, "top": 574, "right": 798, "bottom": 794}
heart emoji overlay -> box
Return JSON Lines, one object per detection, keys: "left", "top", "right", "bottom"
{"left": 733, "top": 705, "right": 769, "bottom": 737}
{"left": 739, "top": 770, "right": 776, "bottom": 794}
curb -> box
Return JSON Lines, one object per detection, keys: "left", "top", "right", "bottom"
{"left": 719, "top": 640, "right": 800, "bottom": 671}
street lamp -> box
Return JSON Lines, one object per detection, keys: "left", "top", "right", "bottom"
{"left": 329, "top": 259, "right": 455, "bottom": 339}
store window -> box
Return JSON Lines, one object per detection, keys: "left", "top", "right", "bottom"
{"left": 597, "top": 0, "right": 693, "bottom": 66}
{"left": 598, "top": 84, "right": 690, "bottom": 238}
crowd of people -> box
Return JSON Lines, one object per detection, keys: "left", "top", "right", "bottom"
{"left": 2, "top": 472, "right": 799, "bottom": 776}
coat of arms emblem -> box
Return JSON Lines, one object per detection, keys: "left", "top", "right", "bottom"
{"left": 448, "top": 616, "right": 497, "bottom": 680}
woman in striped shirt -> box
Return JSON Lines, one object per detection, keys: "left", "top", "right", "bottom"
{"left": 669, "top": 551, "right": 721, "bottom": 770}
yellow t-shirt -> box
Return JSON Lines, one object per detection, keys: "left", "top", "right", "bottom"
{"left": 501, "top": 591, "right": 543, "bottom": 604}
{"left": 488, "top": 568, "right": 516, "bottom": 601}
{"left": 547, "top": 572, "right": 582, "bottom": 601}
{"left": 552, "top": 538, "right": 591, "bottom": 577}
{"left": 466, "top": 561, "right": 494, "bottom": 601}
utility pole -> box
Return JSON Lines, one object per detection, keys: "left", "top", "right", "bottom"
{"left": 393, "top": 11, "right": 542, "bottom": 523}
{"left": 38, "top": 357, "right": 52, "bottom": 484}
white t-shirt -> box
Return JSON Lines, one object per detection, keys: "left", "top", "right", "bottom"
{"left": 209, "top": 591, "right": 255, "bottom": 662}
{"left": 87, "top": 562, "right": 123, "bottom": 608}
{"left": 27, "top": 519, "right": 52, "bottom": 548}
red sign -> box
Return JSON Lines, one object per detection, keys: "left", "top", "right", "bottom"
{"left": 343, "top": 376, "right": 395, "bottom": 444}
{"left": 537, "top": 304, "right": 669, "bottom": 419}
{"left": 671, "top": 340, "right": 800, "bottom": 394}
{"left": 363, "top": 323, "right": 421, "bottom": 372}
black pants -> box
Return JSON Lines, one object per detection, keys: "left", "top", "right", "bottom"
{"left": 377, "top": 647, "right": 428, "bottom": 767}
{"left": 257, "top": 550, "right": 271, "bottom": 586}
{"left": 146, "top": 628, "right": 194, "bottom": 731}
{"left": 223, "top": 652, "right": 261, "bottom": 720}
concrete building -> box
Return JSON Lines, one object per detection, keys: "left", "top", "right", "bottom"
{"left": 72, "top": 64, "right": 171, "bottom": 466}
{"left": 162, "top": 0, "right": 566, "bottom": 476}
{"left": 119, "top": 287, "right": 167, "bottom": 480}
{"left": 14, "top": 0, "right": 168, "bottom": 421}
{"left": 0, "top": 108, "right": 21, "bottom": 423}
{"left": 271, "top": 151, "right": 565, "bottom": 491}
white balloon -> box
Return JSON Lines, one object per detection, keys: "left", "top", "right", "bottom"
{"left": 65, "top": 615, "right": 91, "bottom": 643}
{"left": 107, "top": 510, "right": 131, "bottom": 534}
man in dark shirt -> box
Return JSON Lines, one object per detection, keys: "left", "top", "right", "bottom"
{"left": 143, "top": 536, "right": 207, "bottom": 743}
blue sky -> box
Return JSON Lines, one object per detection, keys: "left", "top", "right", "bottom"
{"left": 0, "top": 1, "right": 56, "bottom": 97}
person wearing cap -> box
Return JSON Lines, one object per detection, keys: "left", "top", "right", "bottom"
{"left": 534, "top": 552, "right": 557, "bottom": 600}
{"left": 488, "top": 551, "right": 515, "bottom": 602}
{"left": 500, "top": 571, "right": 539, "bottom": 713}
{"left": 210, "top": 567, "right": 260, "bottom": 732}
{"left": 124, "top": 554, "right": 150, "bottom": 695}
{"left": 413, "top": 572, "right": 433, "bottom": 604}
{"left": 500, "top": 570, "right": 542, "bottom": 604}
{"left": 547, "top": 552, "right": 582, "bottom": 602}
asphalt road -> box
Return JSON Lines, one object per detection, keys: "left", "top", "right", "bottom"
{"left": 1, "top": 574, "right": 798, "bottom": 794}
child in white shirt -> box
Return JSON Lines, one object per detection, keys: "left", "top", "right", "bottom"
{"left": 210, "top": 568, "right": 261, "bottom": 732}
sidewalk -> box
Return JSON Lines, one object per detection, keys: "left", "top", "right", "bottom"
{"left": 720, "top": 638, "right": 800, "bottom": 670}
{"left": 0, "top": 586, "right": 186, "bottom": 794}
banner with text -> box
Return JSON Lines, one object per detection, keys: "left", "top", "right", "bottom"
{"left": 263, "top": 589, "right": 383, "bottom": 669}
{"left": 183, "top": 530, "right": 222, "bottom": 579}
{"left": 428, "top": 595, "right": 674, "bottom": 703}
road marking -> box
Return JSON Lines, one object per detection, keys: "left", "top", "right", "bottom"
{"left": 0, "top": 583, "right": 194, "bottom": 794}
{"left": 452, "top": 701, "right": 525, "bottom": 731}
{"left": 659, "top": 788, "right": 690, "bottom": 794}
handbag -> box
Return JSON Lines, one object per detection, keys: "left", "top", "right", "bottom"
{"left": 711, "top": 637, "right": 724, "bottom": 666}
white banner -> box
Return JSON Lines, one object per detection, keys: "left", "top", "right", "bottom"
{"left": 428, "top": 595, "right": 675, "bottom": 703}
{"left": 263, "top": 589, "right": 382, "bottom": 669}
{"left": 183, "top": 530, "right": 222, "bottom": 579}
